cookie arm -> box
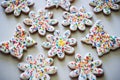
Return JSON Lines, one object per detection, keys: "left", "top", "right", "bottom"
{"left": 23, "top": 18, "right": 33, "bottom": 26}
{"left": 47, "top": 19, "right": 58, "bottom": 25}
{"left": 64, "top": 45, "right": 75, "bottom": 54}
{"left": 67, "top": 38, "right": 77, "bottom": 46}
{"left": 1, "top": 1, "right": 10, "bottom": 8}
{"left": 42, "top": 42, "right": 51, "bottom": 49}
{"left": 45, "top": 66, "right": 57, "bottom": 74}
{"left": 0, "top": 41, "right": 10, "bottom": 54}
{"left": 81, "top": 35, "right": 92, "bottom": 44}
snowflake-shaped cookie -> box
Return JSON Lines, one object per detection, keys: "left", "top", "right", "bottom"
{"left": 81, "top": 20, "right": 120, "bottom": 56}
{"left": 45, "top": 0, "right": 75, "bottom": 11}
{"left": 62, "top": 6, "right": 93, "bottom": 31}
{"left": 0, "top": 24, "right": 37, "bottom": 59}
{"left": 89, "top": 0, "right": 120, "bottom": 15}
{"left": 23, "top": 10, "right": 58, "bottom": 36}
{"left": 1, "top": 0, "right": 34, "bottom": 16}
{"left": 42, "top": 30, "right": 77, "bottom": 59}
{"left": 18, "top": 53, "right": 57, "bottom": 80}
{"left": 68, "top": 53, "right": 103, "bottom": 80}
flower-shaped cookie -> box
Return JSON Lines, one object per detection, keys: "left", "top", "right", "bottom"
{"left": 18, "top": 54, "right": 57, "bottom": 80}
{"left": 45, "top": 0, "right": 75, "bottom": 11}
{"left": 89, "top": 0, "right": 120, "bottom": 15}
{"left": 23, "top": 10, "right": 58, "bottom": 36}
{"left": 62, "top": 6, "right": 93, "bottom": 31}
{"left": 0, "top": 24, "right": 37, "bottom": 59}
{"left": 81, "top": 20, "right": 120, "bottom": 56}
{"left": 68, "top": 53, "right": 103, "bottom": 80}
{"left": 42, "top": 30, "right": 77, "bottom": 59}
{"left": 1, "top": 0, "right": 34, "bottom": 16}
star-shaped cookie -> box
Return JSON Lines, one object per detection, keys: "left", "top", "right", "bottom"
{"left": 23, "top": 10, "right": 58, "bottom": 36}
{"left": 45, "top": 0, "right": 75, "bottom": 11}
{"left": 18, "top": 53, "right": 57, "bottom": 80}
{"left": 68, "top": 53, "right": 103, "bottom": 80}
{"left": 89, "top": 0, "right": 120, "bottom": 15}
{"left": 62, "top": 6, "right": 93, "bottom": 31}
{"left": 1, "top": 0, "right": 34, "bottom": 16}
{"left": 42, "top": 30, "right": 77, "bottom": 59}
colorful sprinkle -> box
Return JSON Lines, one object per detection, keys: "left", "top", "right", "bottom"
{"left": 18, "top": 53, "right": 57, "bottom": 80}
{"left": 81, "top": 20, "right": 120, "bottom": 56}
{"left": 1, "top": 0, "right": 34, "bottom": 16}
{"left": 23, "top": 10, "right": 58, "bottom": 36}
{"left": 42, "top": 30, "right": 77, "bottom": 59}
{"left": 62, "top": 6, "right": 93, "bottom": 31}
{"left": 68, "top": 53, "right": 103, "bottom": 80}
{"left": 45, "top": 0, "right": 75, "bottom": 11}
{"left": 89, "top": 0, "right": 120, "bottom": 15}
{"left": 0, "top": 24, "right": 36, "bottom": 59}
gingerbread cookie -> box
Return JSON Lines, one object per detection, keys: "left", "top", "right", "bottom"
{"left": 81, "top": 20, "right": 120, "bottom": 56}
{"left": 62, "top": 6, "right": 93, "bottom": 31}
{"left": 1, "top": 0, "right": 34, "bottom": 16}
{"left": 18, "top": 53, "right": 57, "bottom": 80}
{"left": 45, "top": 0, "right": 75, "bottom": 11}
{"left": 23, "top": 10, "right": 58, "bottom": 36}
{"left": 42, "top": 30, "right": 77, "bottom": 59}
{"left": 0, "top": 24, "right": 37, "bottom": 59}
{"left": 89, "top": 0, "right": 120, "bottom": 15}
{"left": 68, "top": 53, "right": 103, "bottom": 80}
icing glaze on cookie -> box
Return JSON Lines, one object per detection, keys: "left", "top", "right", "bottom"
{"left": 0, "top": 24, "right": 36, "bottom": 59}
{"left": 42, "top": 30, "right": 77, "bottom": 59}
{"left": 23, "top": 10, "right": 58, "bottom": 36}
{"left": 89, "top": 0, "right": 120, "bottom": 15}
{"left": 1, "top": 0, "right": 34, "bottom": 16}
{"left": 62, "top": 6, "right": 93, "bottom": 31}
{"left": 18, "top": 53, "right": 57, "bottom": 80}
{"left": 81, "top": 20, "right": 120, "bottom": 56}
{"left": 45, "top": 0, "right": 75, "bottom": 11}
{"left": 68, "top": 53, "right": 103, "bottom": 80}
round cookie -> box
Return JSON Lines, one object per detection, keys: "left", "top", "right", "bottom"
{"left": 89, "top": 0, "right": 120, "bottom": 15}
{"left": 18, "top": 53, "right": 57, "bottom": 80}
{"left": 23, "top": 10, "right": 58, "bottom": 36}
{"left": 45, "top": 0, "right": 75, "bottom": 11}
{"left": 68, "top": 53, "right": 103, "bottom": 80}
{"left": 62, "top": 6, "right": 93, "bottom": 31}
{"left": 0, "top": 24, "right": 37, "bottom": 59}
{"left": 42, "top": 30, "right": 77, "bottom": 59}
{"left": 1, "top": 0, "right": 34, "bottom": 16}
{"left": 81, "top": 20, "right": 120, "bottom": 56}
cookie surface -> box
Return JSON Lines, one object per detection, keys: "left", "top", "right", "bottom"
{"left": 1, "top": 0, "right": 34, "bottom": 16}
{"left": 89, "top": 0, "right": 120, "bottom": 15}
{"left": 18, "top": 53, "right": 57, "bottom": 80}
{"left": 45, "top": 0, "right": 75, "bottom": 11}
{"left": 23, "top": 10, "right": 58, "bottom": 36}
{"left": 62, "top": 6, "right": 93, "bottom": 31}
{"left": 42, "top": 30, "right": 77, "bottom": 59}
{"left": 0, "top": 24, "right": 36, "bottom": 59}
{"left": 68, "top": 53, "right": 103, "bottom": 80}
{"left": 81, "top": 20, "right": 120, "bottom": 56}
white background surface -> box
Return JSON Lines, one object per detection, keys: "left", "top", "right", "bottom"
{"left": 0, "top": 0, "right": 120, "bottom": 80}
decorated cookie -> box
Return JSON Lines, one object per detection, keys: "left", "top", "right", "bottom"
{"left": 1, "top": 0, "right": 34, "bottom": 16}
{"left": 45, "top": 0, "right": 75, "bottom": 11}
{"left": 68, "top": 53, "right": 103, "bottom": 80}
{"left": 81, "top": 20, "right": 120, "bottom": 56}
{"left": 18, "top": 53, "right": 57, "bottom": 80}
{"left": 62, "top": 6, "right": 93, "bottom": 31}
{"left": 0, "top": 24, "right": 37, "bottom": 59}
{"left": 23, "top": 10, "right": 58, "bottom": 36}
{"left": 89, "top": 0, "right": 120, "bottom": 15}
{"left": 42, "top": 30, "right": 77, "bottom": 59}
